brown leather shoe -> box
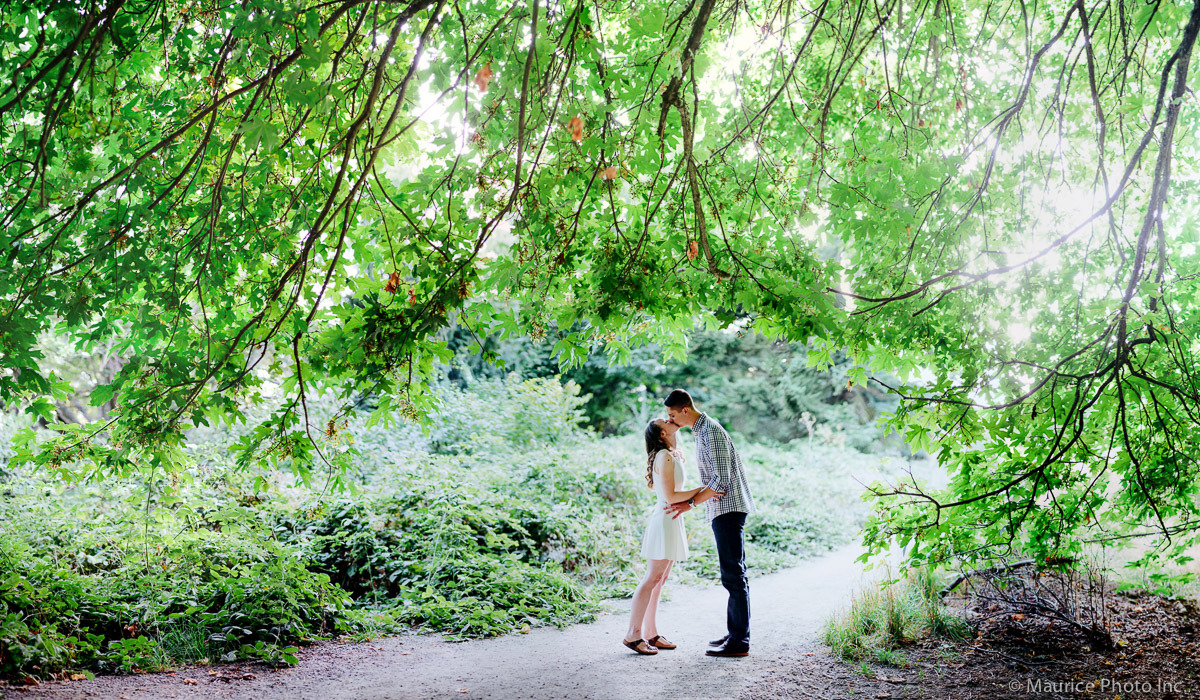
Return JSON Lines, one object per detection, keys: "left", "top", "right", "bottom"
{"left": 706, "top": 642, "right": 749, "bottom": 657}
{"left": 622, "top": 638, "right": 657, "bottom": 655}
{"left": 708, "top": 634, "right": 730, "bottom": 647}
{"left": 647, "top": 635, "right": 676, "bottom": 650}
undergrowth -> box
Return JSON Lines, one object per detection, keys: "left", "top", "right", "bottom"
{"left": 823, "top": 568, "right": 970, "bottom": 667}
{"left": 1, "top": 375, "right": 907, "bottom": 679}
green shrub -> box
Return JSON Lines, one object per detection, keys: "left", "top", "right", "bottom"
{"left": 426, "top": 376, "right": 589, "bottom": 455}
{"left": 0, "top": 494, "right": 353, "bottom": 678}
{"left": 281, "top": 467, "right": 600, "bottom": 637}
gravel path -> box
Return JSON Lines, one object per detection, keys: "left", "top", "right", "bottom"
{"left": 14, "top": 545, "right": 880, "bottom": 700}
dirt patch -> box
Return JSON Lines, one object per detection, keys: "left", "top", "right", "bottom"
{"left": 748, "top": 585, "right": 1200, "bottom": 699}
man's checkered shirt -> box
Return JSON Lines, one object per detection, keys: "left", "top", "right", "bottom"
{"left": 693, "top": 413, "right": 756, "bottom": 522}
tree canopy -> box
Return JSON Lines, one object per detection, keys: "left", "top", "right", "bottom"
{"left": 3, "top": 0, "right": 1200, "bottom": 567}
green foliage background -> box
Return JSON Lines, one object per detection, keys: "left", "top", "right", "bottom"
{"left": 3, "top": 0, "right": 1200, "bottom": 676}
{"left": 1, "top": 370, "right": 905, "bottom": 679}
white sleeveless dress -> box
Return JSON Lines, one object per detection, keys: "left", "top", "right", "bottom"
{"left": 640, "top": 449, "right": 689, "bottom": 561}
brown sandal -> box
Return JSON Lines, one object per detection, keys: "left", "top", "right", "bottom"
{"left": 647, "top": 635, "right": 676, "bottom": 650}
{"left": 622, "top": 638, "right": 658, "bottom": 655}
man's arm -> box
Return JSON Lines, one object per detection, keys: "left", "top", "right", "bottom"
{"left": 705, "top": 426, "right": 736, "bottom": 495}
{"left": 664, "top": 485, "right": 725, "bottom": 518}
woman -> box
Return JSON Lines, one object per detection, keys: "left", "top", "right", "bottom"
{"left": 622, "top": 418, "right": 716, "bottom": 655}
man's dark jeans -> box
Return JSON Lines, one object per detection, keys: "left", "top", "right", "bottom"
{"left": 711, "top": 511, "right": 750, "bottom": 650}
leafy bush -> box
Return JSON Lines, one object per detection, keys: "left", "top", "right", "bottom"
{"left": 0, "top": 487, "right": 352, "bottom": 678}
{"left": 282, "top": 479, "right": 596, "bottom": 638}
{"left": 423, "top": 375, "right": 589, "bottom": 455}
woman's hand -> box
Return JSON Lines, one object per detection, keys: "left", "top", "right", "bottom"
{"left": 664, "top": 501, "right": 692, "bottom": 519}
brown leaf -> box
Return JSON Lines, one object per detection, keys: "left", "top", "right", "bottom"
{"left": 385, "top": 271, "right": 400, "bottom": 294}
{"left": 408, "top": 289, "right": 417, "bottom": 304}
{"left": 473, "top": 63, "right": 493, "bottom": 92}
{"left": 686, "top": 240, "right": 698, "bottom": 261}
{"left": 600, "top": 165, "right": 618, "bottom": 180}
{"left": 567, "top": 115, "right": 583, "bottom": 144}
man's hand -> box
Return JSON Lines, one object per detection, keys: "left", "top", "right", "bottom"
{"left": 664, "top": 501, "right": 692, "bottom": 519}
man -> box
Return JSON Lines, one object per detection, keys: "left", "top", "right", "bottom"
{"left": 663, "top": 389, "right": 756, "bottom": 658}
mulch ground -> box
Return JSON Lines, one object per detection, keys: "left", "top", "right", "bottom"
{"left": 745, "top": 587, "right": 1200, "bottom": 699}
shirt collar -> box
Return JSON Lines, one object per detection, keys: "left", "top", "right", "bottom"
{"left": 693, "top": 413, "right": 709, "bottom": 430}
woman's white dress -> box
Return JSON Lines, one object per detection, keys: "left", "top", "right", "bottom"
{"left": 640, "top": 449, "right": 689, "bottom": 561}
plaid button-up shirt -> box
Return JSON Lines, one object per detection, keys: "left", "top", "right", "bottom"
{"left": 693, "top": 413, "right": 755, "bottom": 522}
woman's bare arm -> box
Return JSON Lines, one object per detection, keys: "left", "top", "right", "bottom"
{"left": 657, "top": 451, "right": 704, "bottom": 504}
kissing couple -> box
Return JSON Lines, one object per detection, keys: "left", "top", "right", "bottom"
{"left": 621, "top": 389, "right": 756, "bottom": 658}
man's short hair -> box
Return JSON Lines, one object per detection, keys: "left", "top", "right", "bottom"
{"left": 663, "top": 389, "right": 695, "bottom": 409}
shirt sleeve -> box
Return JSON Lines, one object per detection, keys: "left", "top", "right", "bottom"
{"left": 706, "top": 426, "right": 734, "bottom": 493}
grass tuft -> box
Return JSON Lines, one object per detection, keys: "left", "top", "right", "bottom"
{"left": 823, "top": 568, "right": 969, "bottom": 668}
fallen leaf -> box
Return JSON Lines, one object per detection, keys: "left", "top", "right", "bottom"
{"left": 183, "top": 679, "right": 197, "bottom": 685}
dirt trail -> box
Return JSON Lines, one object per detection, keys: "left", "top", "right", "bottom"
{"left": 17, "top": 546, "right": 881, "bottom": 700}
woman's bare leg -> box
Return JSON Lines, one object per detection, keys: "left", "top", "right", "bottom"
{"left": 642, "top": 559, "right": 673, "bottom": 640}
{"left": 625, "top": 559, "right": 671, "bottom": 643}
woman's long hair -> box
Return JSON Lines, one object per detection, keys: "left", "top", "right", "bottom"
{"left": 644, "top": 420, "right": 669, "bottom": 489}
